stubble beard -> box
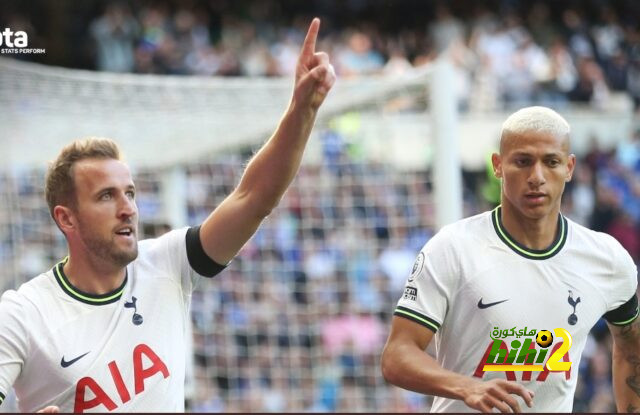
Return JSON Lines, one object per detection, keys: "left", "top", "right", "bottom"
{"left": 82, "top": 228, "right": 139, "bottom": 268}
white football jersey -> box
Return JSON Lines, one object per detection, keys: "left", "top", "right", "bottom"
{"left": 0, "top": 227, "right": 224, "bottom": 412}
{"left": 395, "top": 207, "right": 638, "bottom": 413}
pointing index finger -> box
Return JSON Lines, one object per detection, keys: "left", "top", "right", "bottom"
{"left": 300, "top": 17, "right": 320, "bottom": 57}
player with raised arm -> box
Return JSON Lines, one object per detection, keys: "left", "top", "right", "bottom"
{"left": 0, "top": 18, "right": 335, "bottom": 413}
{"left": 381, "top": 106, "right": 640, "bottom": 412}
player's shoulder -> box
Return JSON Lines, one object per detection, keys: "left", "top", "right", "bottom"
{"left": 0, "top": 270, "right": 55, "bottom": 315}
{"left": 566, "top": 216, "right": 636, "bottom": 276}
{"left": 434, "top": 211, "right": 492, "bottom": 242}
{"left": 137, "top": 227, "right": 188, "bottom": 258}
{"left": 421, "top": 211, "right": 492, "bottom": 253}
{"left": 451, "top": 210, "right": 493, "bottom": 233}
{"left": 132, "top": 227, "right": 192, "bottom": 280}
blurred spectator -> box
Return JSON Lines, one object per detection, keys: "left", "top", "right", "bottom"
{"left": 382, "top": 43, "right": 414, "bottom": 77}
{"left": 502, "top": 32, "right": 549, "bottom": 107}
{"left": 629, "top": 41, "right": 640, "bottom": 108}
{"left": 538, "top": 38, "right": 577, "bottom": 106}
{"left": 90, "top": 3, "right": 139, "bottom": 72}
{"left": 562, "top": 8, "right": 595, "bottom": 60}
{"left": 605, "top": 49, "right": 629, "bottom": 92}
{"left": 526, "top": 2, "right": 557, "bottom": 48}
{"left": 617, "top": 129, "right": 640, "bottom": 172}
{"left": 335, "top": 31, "right": 384, "bottom": 77}
{"left": 569, "top": 57, "right": 611, "bottom": 108}
{"left": 429, "top": 4, "right": 465, "bottom": 54}
{"left": 591, "top": 6, "right": 624, "bottom": 66}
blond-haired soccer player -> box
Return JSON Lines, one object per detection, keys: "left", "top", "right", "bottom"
{"left": 0, "top": 18, "right": 335, "bottom": 413}
{"left": 382, "top": 106, "right": 639, "bottom": 412}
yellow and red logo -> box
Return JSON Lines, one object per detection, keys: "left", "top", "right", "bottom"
{"left": 473, "top": 327, "right": 572, "bottom": 382}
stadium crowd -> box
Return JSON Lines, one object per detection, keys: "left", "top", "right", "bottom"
{"left": 3, "top": 0, "right": 640, "bottom": 111}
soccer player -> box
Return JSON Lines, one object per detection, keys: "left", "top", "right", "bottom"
{"left": 381, "top": 106, "right": 640, "bottom": 412}
{"left": 0, "top": 18, "right": 335, "bottom": 413}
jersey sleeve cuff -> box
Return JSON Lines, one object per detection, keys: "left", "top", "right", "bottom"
{"left": 185, "top": 226, "right": 227, "bottom": 278}
{"left": 394, "top": 306, "right": 441, "bottom": 333}
{"left": 0, "top": 391, "right": 5, "bottom": 405}
{"left": 604, "top": 294, "right": 639, "bottom": 326}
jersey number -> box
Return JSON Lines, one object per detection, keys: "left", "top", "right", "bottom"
{"left": 74, "top": 343, "right": 170, "bottom": 413}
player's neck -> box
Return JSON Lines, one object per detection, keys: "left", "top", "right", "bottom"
{"left": 499, "top": 204, "right": 560, "bottom": 251}
{"left": 63, "top": 254, "right": 127, "bottom": 295}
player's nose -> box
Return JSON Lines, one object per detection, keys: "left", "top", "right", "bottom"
{"left": 117, "top": 193, "right": 137, "bottom": 219}
{"left": 527, "top": 161, "right": 546, "bottom": 187}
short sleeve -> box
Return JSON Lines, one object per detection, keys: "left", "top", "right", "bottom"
{"left": 185, "top": 226, "right": 227, "bottom": 278}
{"left": 0, "top": 291, "right": 29, "bottom": 404}
{"left": 139, "top": 227, "right": 227, "bottom": 296}
{"left": 394, "top": 226, "right": 460, "bottom": 333}
{"left": 604, "top": 294, "right": 638, "bottom": 326}
{"left": 603, "top": 239, "right": 638, "bottom": 325}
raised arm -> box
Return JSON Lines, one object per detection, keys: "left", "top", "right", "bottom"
{"left": 609, "top": 319, "right": 640, "bottom": 412}
{"left": 381, "top": 316, "right": 534, "bottom": 413}
{"left": 198, "top": 18, "right": 335, "bottom": 265}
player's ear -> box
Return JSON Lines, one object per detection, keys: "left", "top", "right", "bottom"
{"left": 53, "top": 205, "right": 76, "bottom": 234}
{"left": 565, "top": 154, "right": 576, "bottom": 182}
{"left": 491, "top": 153, "right": 502, "bottom": 179}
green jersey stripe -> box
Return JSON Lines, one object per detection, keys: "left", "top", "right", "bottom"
{"left": 610, "top": 307, "right": 640, "bottom": 326}
{"left": 395, "top": 306, "right": 440, "bottom": 332}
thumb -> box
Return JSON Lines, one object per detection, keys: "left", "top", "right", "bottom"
{"left": 297, "top": 65, "right": 328, "bottom": 93}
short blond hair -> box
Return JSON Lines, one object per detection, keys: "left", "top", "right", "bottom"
{"left": 502, "top": 106, "right": 571, "bottom": 138}
{"left": 45, "top": 137, "right": 121, "bottom": 217}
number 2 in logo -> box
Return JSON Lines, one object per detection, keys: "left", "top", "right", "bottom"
{"left": 545, "top": 328, "right": 572, "bottom": 372}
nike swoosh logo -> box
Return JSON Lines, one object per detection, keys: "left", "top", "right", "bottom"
{"left": 61, "top": 351, "right": 90, "bottom": 368}
{"left": 477, "top": 298, "right": 509, "bottom": 309}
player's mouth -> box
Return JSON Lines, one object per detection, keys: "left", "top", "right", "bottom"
{"left": 114, "top": 226, "right": 136, "bottom": 241}
{"left": 524, "top": 192, "right": 547, "bottom": 204}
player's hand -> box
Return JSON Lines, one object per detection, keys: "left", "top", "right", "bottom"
{"left": 462, "top": 379, "right": 534, "bottom": 413}
{"left": 37, "top": 406, "right": 60, "bottom": 413}
{"left": 293, "top": 18, "right": 336, "bottom": 110}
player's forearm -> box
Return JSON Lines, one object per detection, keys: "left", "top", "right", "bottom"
{"left": 612, "top": 344, "right": 640, "bottom": 412}
{"left": 381, "top": 341, "right": 478, "bottom": 401}
{"left": 610, "top": 319, "right": 640, "bottom": 412}
{"left": 235, "top": 101, "right": 318, "bottom": 217}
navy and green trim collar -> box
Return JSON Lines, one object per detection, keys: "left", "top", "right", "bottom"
{"left": 0, "top": 391, "right": 5, "bottom": 405}
{"left": 492, "top": 206, "right": 568, "bottom": 260}
{"left": 394, "top": 306, "right": 440, "bottom": 333}
{"left": 53, "top": 258, "right": 127, "bottom": 305}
